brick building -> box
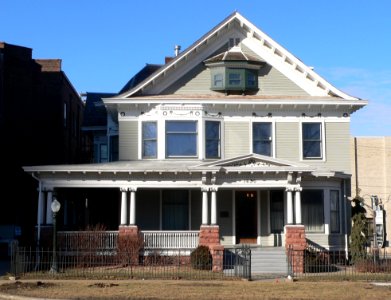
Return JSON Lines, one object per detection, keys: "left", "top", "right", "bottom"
{"left": 0, "top": 42, "right": 86, "bottom": 249}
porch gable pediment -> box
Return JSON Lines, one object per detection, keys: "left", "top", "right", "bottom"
{"left": 194, "top": 154, "right": 310, "bottom": 170}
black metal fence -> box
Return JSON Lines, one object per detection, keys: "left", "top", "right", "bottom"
{"left": 288, "top": 247, "right": 391, "bottom": 280}
{"left": 10, "top": 246, "right": 251, "bottom": 280}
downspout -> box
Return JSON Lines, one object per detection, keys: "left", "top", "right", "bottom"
{"left": 354, "top": 137, "right": 359, "bottom": 196}
{"left": 343, "top": 179, "right": 349, "bottom": 260}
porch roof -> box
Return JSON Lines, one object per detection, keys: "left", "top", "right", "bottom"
{"left": 23, "top": 154, "right": 348, "bottom": 178}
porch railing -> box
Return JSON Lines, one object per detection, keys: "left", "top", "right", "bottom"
{"left": 58, "top": 230, "right": 199, "bottom": 252}
{"left": 58, "top": 231, "right": 118, "bottom": 251}
{"left": 141, "top": 231, "right": 199, "bottom": 250}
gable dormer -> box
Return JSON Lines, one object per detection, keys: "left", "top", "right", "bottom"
{"left": 204, "top": 45, "right": 265, "bottom": 94}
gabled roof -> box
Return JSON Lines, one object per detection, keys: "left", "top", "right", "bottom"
{"left": 193, "top": 153, "right": 314, "bottom": 173}
{"left": 114, "top": 12, "right": 359, "bottom": 100}
{"left": 118, "top": 63, "right": 162, "bottom": 94}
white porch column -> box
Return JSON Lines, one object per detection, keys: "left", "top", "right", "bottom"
{"left": 46, "top": 190, "right": 53, "bottom": 225}
{"left": 211, "top": 187, "right": 217, "bottom": 225}
{"left": 201, "top": 187, "right": 209, "bottom": 225}
{"left": 120, "top": 187, "right": 128, "bottom": 225}
{"left": 37, "top": 188, "right": 45, "bottom": 226}
{"left": 294, "top": 187, "right": 302, "bottom": 224}
{"left": 286, "top": 187, "right": 293, "bottom": 224}
{"left": 129, "top": 187, "right": 137, "bottom": 225}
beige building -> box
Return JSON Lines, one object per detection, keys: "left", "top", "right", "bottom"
{"left": 351, "top": 137, "right": 391, "bottom": 248}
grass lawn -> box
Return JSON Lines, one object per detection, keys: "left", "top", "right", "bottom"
{"left": 1, "top": 279, "right": 391, "bottom": 299}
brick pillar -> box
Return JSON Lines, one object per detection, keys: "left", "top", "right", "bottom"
{"left": 118, "top": 225, "right": 141, "bottom": 265}
{"left": 285, "top": 225, "right": 306, "bottom": 274}
{"left": 199, "top": 225, "right": 223, "bottom": 272}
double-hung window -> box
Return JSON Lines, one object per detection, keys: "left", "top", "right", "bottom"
{"left": 142, "top": 121, "right": 157, "bottom": 158}
{"left": 302, "top": 190, "right": 324, "bottom": 233}
{"left": 166, "top": 121, "right": 197, "bottom": 157}
{"left": 205, "top": 121, "right": 221, "bottom": 158}
{"left": 302, "top": 122, "right": 322, "bottom": 159}
{"left": 253, "top": 122, "right": 272, "bottom": 156}
{"left": 330, "top": 190, "right": 340, "bottom": 233}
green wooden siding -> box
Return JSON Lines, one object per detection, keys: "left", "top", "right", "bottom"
{"left": 224, "top": 121, "right": 250, "bottom": 158}
{"left": 119, "top": 120, "right": 138, "bottom": 160}
{"left": 275, "top": 122, "right": 299, "bottom": 161}
{"left": 325, "top": 122, "right": 350, "bottom": 173}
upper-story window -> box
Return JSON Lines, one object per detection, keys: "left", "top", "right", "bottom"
{"left": 142, "top": 121, "right": 157, "bottom": 158}
{"left": 166, "top": 121, "right": 198, "bottom": 157}
{"left": 204, "top": 45, "right": 263, "bottom": 94}
{"left": 213, "top": 73, "right": 224, "bottom": 88}
{"left": 302, "top": 122, "right": 322, "bottom": 159}
{"left": 253, "top": 122, "right": 272, "bottom": 156}
{"left": 205, "top": 121, "right": 221, "bottom": 159}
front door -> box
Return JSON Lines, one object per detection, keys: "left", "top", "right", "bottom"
{"left": 236, "top": 191, "right": 257, "bottom": 244}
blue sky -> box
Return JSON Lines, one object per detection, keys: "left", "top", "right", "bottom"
{"left": 1, "top": 0, "right": 390, "bottom": 136}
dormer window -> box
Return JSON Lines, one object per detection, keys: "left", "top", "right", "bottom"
{"left": 204, "top": 45, "right": 264, "bottom": 93}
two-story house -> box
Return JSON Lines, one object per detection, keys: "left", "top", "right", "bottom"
{"left": 24, "top": 12, "right": 367, "bottom": 255}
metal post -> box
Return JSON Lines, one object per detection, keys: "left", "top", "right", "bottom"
{"left": 50, "top": 210, "right": 58, "bottom": 273}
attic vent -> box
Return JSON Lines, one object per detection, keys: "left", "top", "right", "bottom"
{"left": 229, "top": 38, "right": 241, "bottom": 48}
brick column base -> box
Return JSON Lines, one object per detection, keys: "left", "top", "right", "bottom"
{"left": 199, "top": 225, "right": 220, "bottom": 246}
{"left": 285, "top": 225, "right": 306, "bottom": 274}
{"left": 118, "top": 225, "right": 142, "bottom": 265}
{"left": 199, "top": 225, "right": 223, "bottom": 272}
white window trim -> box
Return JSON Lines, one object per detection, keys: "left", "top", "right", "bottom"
{"left": 140, "top": 120, "right": 158, "bottom": 159}
{"left": 250, "top": 119, "right": 275, "bottom": 158}
{"left": 299, "top": 119, "right": 326, "bottom": 161}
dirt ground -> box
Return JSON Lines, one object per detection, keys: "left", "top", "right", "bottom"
{"left": 0, "top": 279, "right": 391, "bottom": 300}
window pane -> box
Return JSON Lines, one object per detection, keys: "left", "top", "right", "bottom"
{"left": 302, "top": 123, "right": 322, "bottom": 158}
{"left": 303, "top": 123, "right": 320, "bottom": 139}
{"left": 166, "top": 121, "right": 197, "bottom": 157}
{"left": 247, "top": 73, "right": 256, "bottom": 86}
{"left": 142, "top": 122, "right": 157, "bottom": 139}
{"left": 330, "top": 190, "right": 340, "bottom": 233}
{"left": 142, "top": 122, "right": 157, "bottom": 158}
{"left": 303, "top": 141, "right": 321, "bottom": 157}
{"left": 214, "top": 74, "right": 223, "bottom": 87}
{"left": 229, "top": 73, "right": 241, "bottom": 85}
{"left": 253, "top": 123, "right": 272, "bottom": 156}
{"left": 143, "top": 140, "right": 157, "bottom": 157}
{"left": 205, "top": 121, "right": 220, "bottom": 158}
{"left": 302, "top": 190, "right": 324, "bottom": 233}
{"left": 166, "top": 121, "right": 196, "bottom": 132}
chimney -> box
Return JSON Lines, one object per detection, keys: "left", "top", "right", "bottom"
{"left": 174, "top": 45, "right": 181, "bottom": 57}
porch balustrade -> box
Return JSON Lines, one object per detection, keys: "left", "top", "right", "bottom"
{"left": 58, "top": 231, "right": 118, "bottom": 251}
{"left": 142, "top": 231, "right": 199, "bottom": 249}
{"left": 57, "top": 230, "right": 199, "bottom": 251}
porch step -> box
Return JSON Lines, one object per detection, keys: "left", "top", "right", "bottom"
{"left": 250, "top": 247, "right": 288, "bottom": 275}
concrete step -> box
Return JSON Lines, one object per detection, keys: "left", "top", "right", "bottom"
{"left": 250, "top": 247, "right": 288, "bottom": 274}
